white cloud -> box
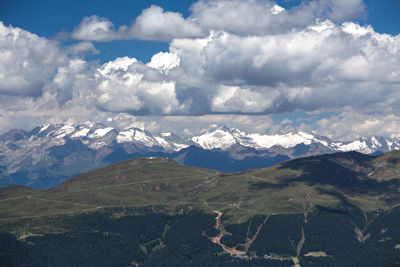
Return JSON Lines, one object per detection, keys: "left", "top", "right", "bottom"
{"left": 94, "top": 57, "right": 186, "bottom": 115}
{"left": 190, "top": 0, "right": 291, "bottom": 35}
{"left": 190, "top": 0, "right": 365, "bottom": 36}
{"left": 71, "top": 6, "right": 206, "bottom": 42}
{"left": 212, "top": 85, "right": 274, "bottom": 113}
{"left": 166, "top": 20, "right": 400, "bottom": 116}
{"left": 130, "top": 5, "right": 206, "bottom": 41}
{"left": 312, "top": 112, "right": 400, "bottom": 140}
{"left": 69, "top": 0, "right": 366, "bottom": 43}
{"left": 66, "top": 41, "right": 99, "bottom": 55}
{"left": 70, "top": 0, "right": 364, "bottom": 42}
{"left": 0, "top": 22, "right": 67, "bottom": 96}
{"left": 50, "top": 58, "right": 97, "bottom": 104}
{"left": 147, "top": 52, "right": 180, "bottom": 73}
{"left": 71, "top": 15, "right": 117, "bottom": 42}
{"left": 342, "top": 21, "right": 374, "bottom": 36}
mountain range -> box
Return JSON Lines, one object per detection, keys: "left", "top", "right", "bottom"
{"left": 1, "top": 122, "right": 400, "bottom": 188}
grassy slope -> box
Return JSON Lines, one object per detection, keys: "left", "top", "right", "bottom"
{"left": 1, "top": 151, "right": 400, "bottom": 226}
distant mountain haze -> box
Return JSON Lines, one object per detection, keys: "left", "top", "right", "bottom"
{"left": 0, "top": 122, "right": 398, "bottom": 188}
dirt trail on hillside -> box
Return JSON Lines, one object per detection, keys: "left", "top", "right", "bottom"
{"left": 296, "top": 227, "right": 305, "bottom": 257}
{"left": 209, "top": 211, "right": 246, "bottom": 257}
{"left": 243, "top": 215, "right": 270, "bottom": 252}
{"left": 210, "top": 210, "right": 270, "bottom": 257}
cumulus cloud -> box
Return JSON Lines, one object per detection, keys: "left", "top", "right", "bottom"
{"left": 71, "top": 0, "right": 365, "bottom": 42}
{"left": 94, "top": 57, "right": 186, "bottom": 115}
{"left": 0, "top": 22, "right": 104, "bottom": 133}
{"left": 147, "top": 52, "right": 180, "bottom": 73}
{"left": 66, "top": 41, "right": 99, "bottom": 55}
{"left": 166, "top": 20, "right": 400, "bottom": 116}
{"left": 191, "top": 0, "right": 365, "bottom": 35}
{"left": 71, "top": 15, "right": 118, "bottom": 42}
{"left": 0, "top": 22, "right": 99, "bottom": 102}
{"left": 50, "top": 58, "right": 98, "bottom": 104}
{"left": 212, "top": 85, "right": 275, "bottom": 113}
{"left": 190, "top": 0, "right": 292, "bottom": 35}
{"left": 71, "top": 6, "right": 206, "bottom": 42}
{"left": 311, "top": 112, "right": 400, "bottom": 140}
{"left": 129, "top": 5, "right": 206, "bottom": 41}
{"left": 0, "top": 22, "right": 67, "bottom": 97}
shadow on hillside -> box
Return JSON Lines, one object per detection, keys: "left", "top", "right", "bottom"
{"left": 250, "top": 153, "right": 400, "bottom": 201}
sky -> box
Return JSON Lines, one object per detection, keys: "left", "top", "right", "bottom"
{"left": 0, "top": 0, "right": 399, "bottom": 140}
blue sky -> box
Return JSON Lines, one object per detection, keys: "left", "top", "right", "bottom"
{"left": 1, "top": 0, "right": 191, "bottom": 62}
{"left": 0, "top": 0, "right": 399, "bottom": 139}
{"left": 1, "top": 0, "right": 399, "bottom": 62}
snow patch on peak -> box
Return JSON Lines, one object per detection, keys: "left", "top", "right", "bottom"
{"left": 117, "top": 129, "right": 135, "bottom": 143}
{"left": 154, "top": 136, "right": 168, "bottom": 145}
{"left": 116, "top": 128, "right": 156, "bottom": 146}
{"left": 134, "top": 129, "right": 156, "bottom": 145}
{"left": 54, "top": 125, "right": 75, "bottom": 139}
{"left": 153, "top": 135, "right": 190, "bottom": 152}
{"left": 88, "top": 127, "right": 114, "bottom": 138}
{"left": 71, "top": 128, "right": 90, "bottom": 138}
{"left": 240, "top": 132, "right": 313, "bottom": 149}
{"left": 173, "top": 143, "right": 190, "bottom": 150}
{"left": 370, "top": 136, "right": 380, "bottom": 148}
{"left": 386, "top": 140, "right": 394, "bottom": 149}
{"left": 334, "top": 140, "right": 371, "bottom": 153}
{"left": 60, "top": 125, "right": 75, "bottom": 130}
{"left": 192, "top": 127, "right": 327, "bottom": 150}
{"left": 192, "top": 129, "right": 236, "bottom": 150}
{"left": 39, "top": 124, "right": 50, "bottom": 133}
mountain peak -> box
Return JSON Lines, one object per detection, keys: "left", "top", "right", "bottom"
{"left": 192, "top": 127, "right": 237, "bottom": 150}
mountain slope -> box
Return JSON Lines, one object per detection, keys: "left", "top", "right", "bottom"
{"left": 2, "top": 151, "right": 400, "bottom": 221}
{"left": 1, "top": 151, "right": 400, "bottom": 266}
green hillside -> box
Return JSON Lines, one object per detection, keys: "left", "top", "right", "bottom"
{"left": 1, "top": 151, "right": 400, "bottom": 266}
{"left": 2, "top": 151, "right": 400, "bottom": 223}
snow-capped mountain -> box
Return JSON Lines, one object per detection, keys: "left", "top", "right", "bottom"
{"left": 1, "top": 122, "right": 399, "bottom": 188}
{"left": 154, "top": 132, "right": 194, "bottom": 152}
{"left": 192, "top": 126, "right": 331, "bottom": 151}
{"left": 191, "top": 126, "right": 400, "bottom": 154}
{"left": 26, "top": 122, "right": 191, "bottom": 152}
{"left": 0, "top": 122, "right": 192, "bottom": 188}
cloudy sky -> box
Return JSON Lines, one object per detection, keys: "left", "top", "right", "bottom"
{"left": 0, "top": 0, "right": 399, "bottom": 140}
